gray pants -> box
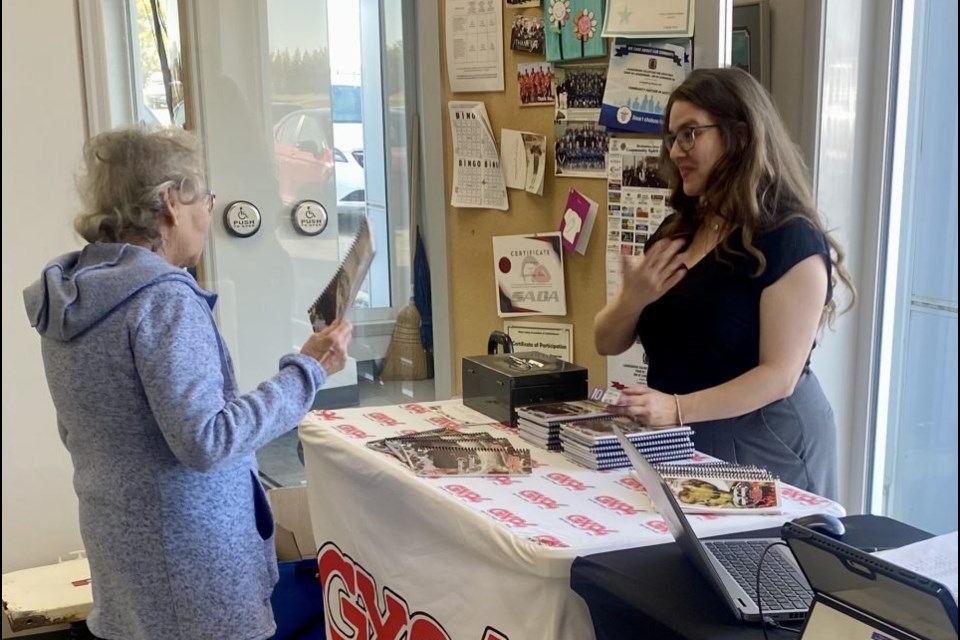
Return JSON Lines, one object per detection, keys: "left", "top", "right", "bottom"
{"left": 690, "top": 371, "right": 838, "bottom": 500}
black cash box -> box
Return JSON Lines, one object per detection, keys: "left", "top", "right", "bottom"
{"left": 462, "top": 352, "right": 588, "bottom": 425}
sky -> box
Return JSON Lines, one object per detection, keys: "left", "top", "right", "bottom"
{"left": 267, "top": 0, "right": 362, "bottom": 83}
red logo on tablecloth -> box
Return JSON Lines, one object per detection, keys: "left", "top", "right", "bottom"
{"left": 531, "top": 534, "right": 569, "bottom": 548}
{"left": 335, "top": 424, "right": 370, "bottom": 439}
{"left": 366, "top": 412, "right": 402, "bottom": 427}
{"left": 311, "top": 409, "right": 342, "bottom": 421}
{"left": 486, "top": 475, "right": 521, "bottom": 486}
{"left": 544, "top": 472, "right": 593, "bottom": 491}
{"left": 318, "top": 542, "right": 511, "bottom": 640}
{"left": 516, "top": 489, "right": 565, "bottom": 510}
{"left": 782, "top": 486, "right": 828, "bottom": 506}
{"left": 427, "top": 416, "right": 462, "bottom": 430}
{"left": 641, "top": 518, "right": 670, "bottom": 534}
{"left": 443, "top": 484, "right": 489, "bottom": 503}
{"left": 590, "top": 495, "right": 641, "bottom": 516}
{"left": 562, "top": 514, "right": 616, "bottom": 536}
{"left": 399, "top": 403, "right": 429, "bottom": 414}
{"left": 616, "top": 476, "right": 645, "bottom": 491}
{"left": 485, "top": 508, "right": 533, "bottom": 528}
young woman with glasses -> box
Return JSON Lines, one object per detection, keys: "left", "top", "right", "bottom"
{"left": 594, "top": 68, "right": 854, "bottom": 499}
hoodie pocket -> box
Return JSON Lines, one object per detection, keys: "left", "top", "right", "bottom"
{"left": 251, "top": 470, "right": 275, "bottom": 541}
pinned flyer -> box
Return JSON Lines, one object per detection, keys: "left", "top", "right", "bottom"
{"left": 493, "top": 233, "right": 567, "bottom": 317}
{"left": 559, "top": 189, "right": 598, "bottom": 255}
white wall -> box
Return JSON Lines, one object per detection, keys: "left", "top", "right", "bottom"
{"left": 2, "top": 0, "right": 87, "bottom": 573}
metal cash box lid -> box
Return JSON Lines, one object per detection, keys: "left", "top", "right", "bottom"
{"left": 463, "top": 351, "right": 587, "bottom": 387}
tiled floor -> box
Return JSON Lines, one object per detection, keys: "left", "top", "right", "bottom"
{"left": 256, "top": 365, "right": 436, "bottom": 487}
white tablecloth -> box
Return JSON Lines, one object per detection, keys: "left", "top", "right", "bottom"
{"left": 299, "top": 400, "right": 844, "bottom": 640}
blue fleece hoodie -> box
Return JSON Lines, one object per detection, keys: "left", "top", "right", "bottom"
{"left": 23, "top": 243, "right": 326, "bottom": 640}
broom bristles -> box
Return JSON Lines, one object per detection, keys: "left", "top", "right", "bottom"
{"left": 380, "top": 303, "right": 429, "bottom": 381}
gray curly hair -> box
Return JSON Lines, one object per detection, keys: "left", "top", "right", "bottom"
{"left": 74, "top": 127, "right": 206, "bottom": 250}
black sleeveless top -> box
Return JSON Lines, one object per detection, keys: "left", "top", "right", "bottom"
{"left": 637, "top": 214, "right": 832, "bottom": 395}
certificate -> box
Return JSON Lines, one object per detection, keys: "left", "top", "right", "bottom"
{"left": 601, "top": 0, "right": 695, "bottom": 39}
{"left": 493, "top": 233, "right": 567, "bottom": 317}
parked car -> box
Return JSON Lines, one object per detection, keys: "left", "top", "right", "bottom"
{"left": 273, "top": 108, "right": 366, "bottom": 213}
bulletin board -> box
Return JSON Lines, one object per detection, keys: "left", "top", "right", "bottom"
{"left": 439, "top": 1, "right": 614, "bottom": 393}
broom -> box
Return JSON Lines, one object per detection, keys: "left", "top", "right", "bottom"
{"left": 380, "top": 114, "right": 429, "bottom": 381}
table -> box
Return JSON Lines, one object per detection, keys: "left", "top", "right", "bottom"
{"left": 298, "top": 400, "right": 845, "bottom": 640}
{"left": 570, "top": 514, "right": 933, "bottom": 640}
{"left": 1, "top": 555, "right": 91, "bottom": 633}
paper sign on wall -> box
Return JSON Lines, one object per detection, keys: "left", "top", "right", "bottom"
{"left": 493, "top": 233, "right": 567, "bottom": 317}
{"left": 559, "top": 188, "right": 598, "bottom": 255}
{"left": 503, "top": 321, "right": 574, "bottom": 362}
{"left": 501, "top": 129, "right": 547, "bottom": 195}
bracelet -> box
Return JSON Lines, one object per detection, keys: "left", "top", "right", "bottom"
{"left": 674, "top": 394, "right": 684, "bottom": 427}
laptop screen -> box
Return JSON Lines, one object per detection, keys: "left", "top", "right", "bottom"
{"left": 782, "top": 523, "right": 958, "bottom": 640}
{"left": 613, "top": 427, "right": 734, "bottom": 597}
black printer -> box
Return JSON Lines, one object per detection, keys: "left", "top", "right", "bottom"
{"left": 462, "top": 332, "right": 588, "bottom": 425}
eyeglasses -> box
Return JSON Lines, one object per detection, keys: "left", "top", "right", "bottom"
{"left": 202, "top": 190, "right": 216, "bottom": 211}
{"left": 663, "top": 124, "right": 719, "bottom": 152}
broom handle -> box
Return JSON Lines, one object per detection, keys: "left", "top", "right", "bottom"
{"left": 409, "top": 113, "right": 420, "bottom": 288}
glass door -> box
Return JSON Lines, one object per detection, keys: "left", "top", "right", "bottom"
{"left": 188, "top": 0, "right": 344, "bottom": 398}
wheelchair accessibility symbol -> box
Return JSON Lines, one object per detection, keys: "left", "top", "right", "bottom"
{"left": 223, "top": 200, "right": 262, "bottom": 238}
{"left": 292, "top": 199, "right": 328, "bottom": 236}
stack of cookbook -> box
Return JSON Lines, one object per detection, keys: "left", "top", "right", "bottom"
{"left": 515, "top": 399, "right": 614, "bottom": 451}
{"left": 366, "top": 427, "right": 532, "bottom": 477}
{"left": 559, "top": 418, "right": 695, "bottom": 470}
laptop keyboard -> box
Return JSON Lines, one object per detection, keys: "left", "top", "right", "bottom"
{"left": 704, "top": 540, "right": 813, "bottom": 611}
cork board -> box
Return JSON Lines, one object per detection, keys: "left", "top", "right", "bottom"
{"left": 439, "top": 3, "right": 615, "bottom": 393}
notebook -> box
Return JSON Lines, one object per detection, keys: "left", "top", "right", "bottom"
{"left": 307, "top": 215, "right": 375, "bottom": 331}
{"left": 650, "top": 462, "right": 783, "bottom": 514}
{"left": 613, "top": 425, "right": 812, "bottom": 623}
{"left": 781, "top": 522, "right": 958, "bottom": 640}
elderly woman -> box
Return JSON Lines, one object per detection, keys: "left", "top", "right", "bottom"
{"left": 23, "top": 127, "right": 351, "bottom": 640}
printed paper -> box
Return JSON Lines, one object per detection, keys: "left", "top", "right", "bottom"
{"left": 601, "top": 0, "right": 695, "bottom": 38}
{"left": 446, "top": 0, "right": 505, "bottom": 92}
{"left": 493, "top": 233, "right": 567, "bottom": 317}
{"left": 555, "top": 121, "right": 609, "bottom": 179}
{"left": 503, "top": 321, "right": 574, "bottom": 361}
{"left": 605, "top": 138, "right": 673, "bottom": 387}
{"left": 449, "top": 101, "right": 508, "bottom": 210}
{"left": 509, "top": 14, "right": 545, "bottom": 53}
{"left": 553, "top": 64, "right": 607, "bottom": 123}
{"left": 501, "top": 129, "right": 546, "bottom": 196}
{"left": 559, "top": 188, "right": 598, "bottom": 255}
{"left": 600, "top": 39, "right": 690, "bottom": 133}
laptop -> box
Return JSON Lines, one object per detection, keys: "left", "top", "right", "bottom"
{"left": 782, "top": 521, "right": 958, "bottom": 640}
{"left": 613, "top": 425, "right": 811, "bottom": 622}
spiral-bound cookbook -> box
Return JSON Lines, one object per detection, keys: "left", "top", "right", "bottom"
{"left": 308, "top": 216, "right": 375, "bottom": 331}
{"left": 365, "top": 428, "right": 532, "bottom": 477}
{"left": 648, "top": 462, "right": 783, "bottom": 514}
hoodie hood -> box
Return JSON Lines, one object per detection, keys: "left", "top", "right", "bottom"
{"left": 23, "top": 243, "right": 215, "bottom": 342}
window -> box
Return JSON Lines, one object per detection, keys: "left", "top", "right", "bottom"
{"left": 872, "top": 0, "right": 958, "bottom": 534}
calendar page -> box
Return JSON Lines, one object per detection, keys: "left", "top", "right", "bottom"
{"left": 448, "top": 101, "right": 509, "bottom": 210}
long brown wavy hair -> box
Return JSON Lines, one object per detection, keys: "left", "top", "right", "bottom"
{"left": 657, "top": 67, "right": 855, "bottom": 325}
